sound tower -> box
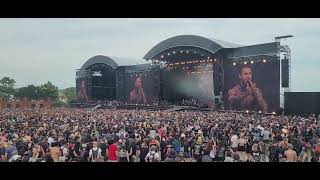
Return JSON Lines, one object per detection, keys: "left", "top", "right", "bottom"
{"left": 281, "top": 58, "right": 289, "bottom": 88}
{"left": 214, "top": 58, "right": 223, "bottom": 96}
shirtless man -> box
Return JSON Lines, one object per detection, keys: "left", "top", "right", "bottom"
{"left": 284, "top": 144, "right": 297, "bottom": 162}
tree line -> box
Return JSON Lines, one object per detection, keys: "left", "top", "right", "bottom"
{"left": 0, "top": 77, "right": 76, "bottom": 106}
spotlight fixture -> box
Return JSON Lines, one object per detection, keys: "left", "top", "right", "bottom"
{"left": 246, "top": 110, "right": 249, "bottom": 113}
{"left": 263, "top": 59, "right": 267, "bottom": 63}
{"left": 168, "top": 53, "right": 170, "bottom": 56}
{"left": 272, "top": 112, "right": 276, "bottom": 115}
{"left": 233, "top": 62, "right": 236, "bottom": 66}
{"left": 250, "top": 61, "right": 254, "bottom": 64}
{"left": 214, "top": 59, "right": 217, "bottom": 62}
{"left": 244, "top": 61, "right": 247, "bottom": 65}
{"left": 173, "top": 51, "right": 176, "bottom": 54}
{"left": 161, "top": 55, "right": 164, "bottom": 58}
{"left": 186, "top": 51, "right": 189, "bottom": 53}
{"left": 181, "top": 51, "right": 183, "bottom": 53}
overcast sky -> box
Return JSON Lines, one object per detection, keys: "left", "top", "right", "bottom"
{"left": 0, "top": 18, "right": 319, "bottom": 91}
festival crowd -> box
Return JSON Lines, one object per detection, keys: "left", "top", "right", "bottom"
{"left": 0, "top": 108, "right": 320, "bottom": 162}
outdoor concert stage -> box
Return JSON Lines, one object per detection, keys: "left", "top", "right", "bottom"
{"left": 76, "top": 35, "right": 291, "bottom": 114}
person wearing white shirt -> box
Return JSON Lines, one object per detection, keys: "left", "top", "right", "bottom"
{"left": 230, "top": 134, "right": 238, "bottom": 151}
{"left": 89, "top": 141, "right": 102, "bottom": 162}
{"left": 47, "top": 137, "right": 54, "bottom": 148}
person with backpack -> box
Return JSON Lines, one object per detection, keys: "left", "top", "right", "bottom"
{"left": 80, "top": 144, "right": 90, "bottom": 162}
{"left": 145, "top": 145, "right": 160, "bottom": 162}
{"left": 118, "top": 144, "right": 129, "bottom": 162}
{"left": 89, "top": 140, "right": 102, "bottom": 162}
{"left": 250, "top": 140, "right": 261, "bottom": 162}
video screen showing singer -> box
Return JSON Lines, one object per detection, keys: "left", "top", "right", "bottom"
{"left": 227, "top": 65, "right": 268, "bottom": 113}
{"left": 129, "top": 77, "right": 147, "bottom": 104}
{"left": 78, "top": 80, "right": 89, "bottom": 103}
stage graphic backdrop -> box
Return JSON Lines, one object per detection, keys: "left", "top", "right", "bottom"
{"left": 162, "top": 63, "right": 214, "bottom": 106}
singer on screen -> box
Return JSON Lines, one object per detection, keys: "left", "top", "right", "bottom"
{"left": 129, "top": 77, "right": 147, "bottom": 104}
{"left": 227, "top": 65, "right": 268, "bottom": 113}
{"left": 78, "top": 80, "right": 89, "bottom": 103}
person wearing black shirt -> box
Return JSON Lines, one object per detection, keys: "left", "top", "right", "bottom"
{"left": 81, "top": 145, "right": 90, "bottom": 162}
{"left": 70, "top": 141, "right": 81, "bottom": 162}
{"left": 160, "top": 138, "right": 167, "bottom": 161}
{"left": 139, "top": 143, "right": 149, "bottom": 162}
{"left": 0, "top": 144, "right": 5, "bottom": 161}
{"left": 269, "top": 142, "right": 281, "bottom": 162}
{"left": 99, "top": 139, "right": 108, "bottom": 161}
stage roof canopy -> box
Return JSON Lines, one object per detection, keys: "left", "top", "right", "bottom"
{"left": 143, "top": 35, "right": 243, "bottom": 60}
{"left": 81, "top": 55, "right": 146, "bottom": 70}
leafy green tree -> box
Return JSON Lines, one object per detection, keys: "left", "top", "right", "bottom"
{"left": 64, "top": 87, "right": 76, "bottom": 103}
{"left": 39, "top": 81, "right": 59, "bottom": 101}
{"left": 15, "top": 85, "right": 41, "bottom": 100}
{"left": 0, "top": 77, "right": 16, "bottom": 98}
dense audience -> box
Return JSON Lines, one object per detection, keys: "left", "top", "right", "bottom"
{"left": 0, "top": 108, "right": 319, "bottom": 162}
